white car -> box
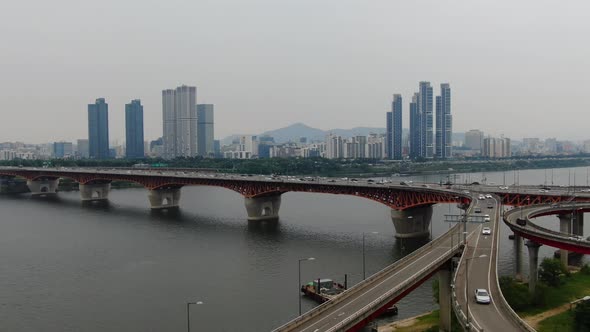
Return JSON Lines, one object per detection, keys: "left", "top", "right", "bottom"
{"left": 482, "top": 227, "right": 491, "bottom": 235}
{"left": 485, "top": 194, "right": 492, "bottom": 199}
{"left": 478, "top": 195, "right": 485, "bottom": 200}
{"left": 484, "top": 215, "right": 491, "bottom": 222}
{"left": 499, "top": 186, "right": 509, "bottom": 190}
{"left": 475, "top": 288, "right": 491, "bottom": 304}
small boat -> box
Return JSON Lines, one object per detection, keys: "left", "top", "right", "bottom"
{"left": 301, "top": 278, "right": 345, "bottom": 303}
{"left": 381, "top": 304, "right": 399, "bottom": 316}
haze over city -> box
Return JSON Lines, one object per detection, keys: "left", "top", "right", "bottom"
{"left": 2, "top": 0, "right": 590, "bottom": 143}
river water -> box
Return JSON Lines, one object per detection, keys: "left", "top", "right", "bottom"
{"left": 0, "top": 166, "right": 588, "bottom": 331}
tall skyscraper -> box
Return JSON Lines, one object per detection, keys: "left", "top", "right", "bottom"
{"left": 162, "top": 85, "right": 197, "bottom": 158}
{"left": 435, "top": 83, "right": 452, "bottom": 159}
{"left": 88, "top": 98, "right": 109, "bottom": 159}
{"left": 409, "top": 93, "right": 420, "bottom": 159}
{"left": 386, "top": 94, "right": 403, "bottom": 160}
{"left": 125, "top": 99, "right": 144, "bottom": 159}
{"left": 418, "top": 81, "right": 434, "bottom": 158}
{"left": 197, "top": 104, "right": 215, "bottom": 157}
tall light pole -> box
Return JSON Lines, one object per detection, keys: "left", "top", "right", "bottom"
{"left": 363, "top": 231, "right": 379, "bottom": 280}
{"left": 187, "top": 301, "right": 203, "bottom": 332}
{"left": 465, "top": 254, "right": 487, "bottom": 330}
{"left": 298, "top": 257, "right": 315, "bottom": 315}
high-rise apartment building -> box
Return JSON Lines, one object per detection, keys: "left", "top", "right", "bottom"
{"left": 483, "top": 137, "right": 511, "bottom": 158}
{"left": 88, "top": 98, "right": 109, "bottom": 159}
{"left": 125, "top": 99, "right": 144, "bottom": 159}
{"left": 409, "top": 93, "right": 420, "bottom": 159}
{"left": 197, "top": 104, "right": 215, "bottom": 157}
{"left": 418, "top": 82, "right": 434, "bottom": 158}
{"left": 435, "top": 83, "right": 452, "bottom": 159}
{"left": 77, "top": 139, "right": 89, "bottom": 158}
{"left": 53, "top": 142, "right": 73, "bottom": 158}
{"left": 162, "top": 85, "right": 197, "bottom": 158}
{"left": 386, "top": 94, "right": 403, "bottom": 160}
{"left": 465, "top": 129, "right": 484, "bottom": 151}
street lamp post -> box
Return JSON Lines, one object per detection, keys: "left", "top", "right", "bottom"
{"left": 363, "top": 232, "right": 379, "bottom": 280}
{"left": 187, "top": 301, "right": 203, "bottom": 332}
{"left": 298, "top": 257, "right": 315, "bottom": 316}
{"left": 464, "top": 254, "right": 487, "bottom": 330}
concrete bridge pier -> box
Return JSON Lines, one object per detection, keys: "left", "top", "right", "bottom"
{"left": 79, "top": 182, "right": 111, "bottom": 201}
{"left": 514, "top": 233, "right": 523, "bottom": 280}
{"left": 148, "top": 188, "right": 181, "bottom": 209}
{"left": 27, "top": 178, "right": 60, "bottom": 196}
{"left": 525, "top": 240, "right": 542, "bottom": 295}
{"left": 558, "top": 214, "right": 572, "bottom": 267}
{"left": 438, "top": 267, "right": 452, "bottom": 332}
{"left": 245, "top": 194, "right": 281, "bottom": 221}
{"left": 573, "top": 212, "right": 584, "bottom": 237}
{"left": 391, "top": 205, "right": 433, "bottom": 239}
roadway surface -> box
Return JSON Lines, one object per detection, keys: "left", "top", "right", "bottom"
{"left": 454, "top": 194, "right": 524, "bottom": 331}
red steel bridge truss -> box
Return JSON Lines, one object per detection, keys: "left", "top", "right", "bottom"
{"left": 0, "top": 169, "right": 470, "bottom": 210}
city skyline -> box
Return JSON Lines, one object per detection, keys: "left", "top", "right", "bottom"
{"left": 2, "top": 1, "right": 590, "bottom": 143}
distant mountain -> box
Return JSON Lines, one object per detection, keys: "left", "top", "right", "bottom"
{"left": 260, "top": 123, "right": 326, "bottom": 143}
{"left": 259, "top": 123, "right": 388, "bottom": 143}
{"left": 221, "top": 122, "right": 465, "bottom": 145}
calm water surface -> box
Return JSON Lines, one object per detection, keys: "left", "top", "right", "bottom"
{"left": 0, "top": 166, "right": 588, "bottom": 331}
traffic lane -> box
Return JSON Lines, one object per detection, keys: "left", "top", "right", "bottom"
{"left": 462, "top": 200, "right": 522, "bottom": 331}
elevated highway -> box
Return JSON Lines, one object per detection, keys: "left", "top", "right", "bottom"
{"left": 273, "top": 223, "right": 466, "bottom": 332}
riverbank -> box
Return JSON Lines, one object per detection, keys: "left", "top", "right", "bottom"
{"left": 377, "top": 311, "right": 437, "bottom": 332}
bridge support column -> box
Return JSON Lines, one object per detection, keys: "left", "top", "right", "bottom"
{"left": 525, "top": 240, "right": 542, "bottom": 295}
{"left": 573, "top": 212, "right": 584, "bottom": 237}
{"left": 514, "top": 233, "right": 523, "bottom": 279}
{"left": 26, "top": 178, "right": 59, "bottom": 196}
{"left": 391, "top": 205, "right": 432, "bottom": 239}
{"left": 558, "top": 214, "right": 572, "bottom": 267}
{"left": 438, "top": 268, "right": 452, "bottom": 332}
{"left": 148, "top": 188, "right": 181, "bottom": 209}
{"left": 244, "top": 194, "right": 281, "bottom": 221}
{"left": 79, "top": 183, "right": 111, "bottom": 201}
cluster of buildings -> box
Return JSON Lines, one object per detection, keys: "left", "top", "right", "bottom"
{"left": 386, "top": 82, "right": 452, "bottom": 160}
{"left": 86, "top": 85, "right": 216, "bottom": 160}
{"left": 3, "top": 81, "right": 590, "bottom": 162}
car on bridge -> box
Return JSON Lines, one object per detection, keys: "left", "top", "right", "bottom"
{"left": 475, "top": 288, "right": 491, "bottom": 304}
{"left": 482, "top": 227, "right": 491, "bottom": 235}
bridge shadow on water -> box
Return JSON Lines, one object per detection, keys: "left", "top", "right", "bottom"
{"left": 393, "top": 236, "right": 430, "bottom": 258}
{"left": 1, "top": 193, "right": 430, "bottom": 257}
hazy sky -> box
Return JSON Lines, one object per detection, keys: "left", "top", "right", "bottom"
{"left": 1, "top": 0, "right": 589, "bottom": 143}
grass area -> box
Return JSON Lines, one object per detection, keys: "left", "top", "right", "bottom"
{"left": 519, "top": 273, "right": 590, "bottom": 316}
{"left": 538, "top": 310, "right": 575, "bottom": 332}
{"left": 391, "top": 309, "right": 462, "bottom": 332}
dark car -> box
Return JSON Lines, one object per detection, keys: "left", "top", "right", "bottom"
{"left": 516, "top": 218, "right": 527, "bottom": 226}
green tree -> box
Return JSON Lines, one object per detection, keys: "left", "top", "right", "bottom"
{"left": 499, "top": 276, "right": 530, "bottom": 311}
{"left": 574, "top": 300, "right": 590, "bottom": 332}
{"left": 538, "top": 258, "right": 567, "bottom": 287}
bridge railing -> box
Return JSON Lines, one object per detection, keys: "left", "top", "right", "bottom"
{"left": 504, "top": 204, "right": 590, "bottom": 246}
{"left": 272, "top": 222, "right": 465, "bottom": 331}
